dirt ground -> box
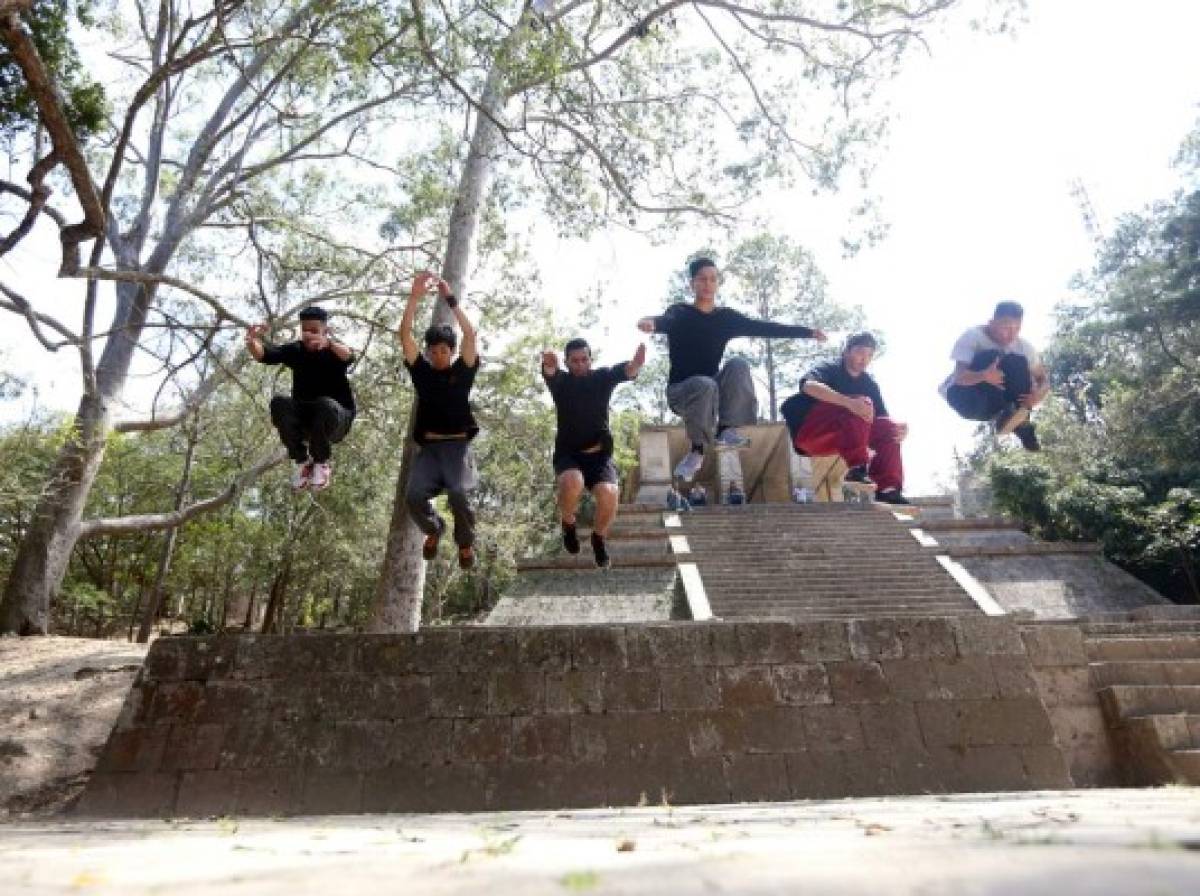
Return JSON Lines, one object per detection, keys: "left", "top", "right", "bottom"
{"left": 0, "top": 635, "right": 146, "bottom": 819}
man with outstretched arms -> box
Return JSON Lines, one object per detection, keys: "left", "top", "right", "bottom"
{"left": 940, "top": 301, "right": 1048, "bottom": 451}
{"left": 399, "top": 271, "right": 481, "bottom": 570}
{"left": 246, "top": 306, "right": 356, "bottom": 492}
{"left": 783, "top": 332, "right": 910, "bottom": 505}
{"left": 541, "top": 339, "right": 646, "bottom": 569}
{"left": 637, "top": 257, "right": 827, "bottom": 482}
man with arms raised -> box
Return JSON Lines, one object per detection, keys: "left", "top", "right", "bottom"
{"left": 245, "top": 306, "right": 356, "bottom": 492}
{"left": 637, "top": 257, "right": 826, "bottom": 483}
{"left": 940, "top": 301, "right": 1048, "bottom": 451}
{"left": 541, "top": 339, "right": 646, "bottom": 569}
{"left": 784, "top": 332, "right": 910, "bottom": 505}
{"left": 399, "top": 272, "right": 481, "bottom": 570}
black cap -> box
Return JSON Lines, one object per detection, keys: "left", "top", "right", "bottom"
{"left": 298, "top": 306, "right": 329, "bottom": 322}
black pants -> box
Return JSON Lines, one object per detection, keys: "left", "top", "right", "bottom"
{"left": 269, "top": 396, "right": 353, "bottom": 463}
{"left": 406, "top": 440, "right": 477, "bottom": 548}
{"left": 945, "top": 350, "right": 1033, "bottom": 422}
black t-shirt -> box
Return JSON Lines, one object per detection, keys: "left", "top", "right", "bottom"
{"left": 651, "top": 303, "right": 816, "bottom": 385}
{"left": 258, "top": 342, "right": 355, "bottom": 415}
{"left": 543, "top": 363, "right": 630, "bottom": 457}
{"left": 786, "top": 360, "right": 889, "bottom": 431}
{"left": 405, "top": 355, "right": 480, "bottom": 444}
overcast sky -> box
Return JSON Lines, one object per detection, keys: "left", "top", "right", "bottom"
{"left": 3, "top": 0, "right": 1199, "bottom": 494}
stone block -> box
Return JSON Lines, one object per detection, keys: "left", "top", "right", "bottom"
{"left": 545, "top": 668, "right": 604, "bottom": 714}
{"left": 484, "top": 759, "right": 607, "bottom": 811}
{"left": 990, "top": 657, "right": 1041, "bottom": 699}
{"left": 146, "top": 636, "right": 237, "bottom": 682}
{"left": 605, "top": 756, "right": 728, "bottom": 807}
{"left": 881, "top": 660, "right": 945, "bottom": 701}
{"left": 458, "top": 629, "right": 519, "bottom": 670}
{"left": 826, "top": 661, "right": 891, "bottom": 703}
{"left": 839, "top": 751, "right": 900, "bottom": 797}
{"left": 739, "top": 707, "right": 808, "bottom": 754}
{"left": 795, "top": 620, "right": 852, "bottom": 662}
{"left": 512, "top": 715, "right": 571, "bottom": 761}
{"left": 145, "top": 681, "right": 205, "bottom": 726}
{"left": 370, "top": 676, "right": 433, "bottom": 720}
{"left": 300, "top": 770, "right": 363, "bottom": 814}
{"left": 388, "top": 719, "right": 455, "bottom": 766}
{"left": 360, "top": 763, "right": 487, "bottom": 813}
{"left": 516, "top": 628, "right": 574, "bottom": 670}
{"left": 725, "top": 753, "right": 790, "bottom": 802}
{"left": 736, "top": 622, "right": 800, "bottom": 664}
{"left": 1020, "top": 625, "right": 1087, "bottom": 667}
{"left": 627, "top": 625, "right": 705, "bottom": 667}
{"left": 175, "top": 770, "right": 241, "bottom": 818}
{"left": 359, "top": 631, "right": 462, "bottom": 677}
{"left": 217, "top": 722, "right": 309, "bottom": 770}
{"left": 771, "top": 664, "right": 831, "bottom": 706}
{"left": 309, "top": 721, "right": 395, "bottom": 772}
{"left": 858, "top": 703, "right": 924, "bottom": 752}
{"left": 113, "top": 683, "right": 154, "bottom": 731}
{"left": 683, "top": 711, "right": 731, "bottom": 758}
{"left": 570, "top": 714, "right": 624, "bottom": 762}
{"left": 919, "top": 699, "right": 1056, "bottom": 748}
{"left": 602, "top": 668, "right": 661, "bottom": 712}
{"left": 660, "top": 667, "right": 720, "bottom": 711}
{"left": 452, "top": 717, "right": 513, "bottom": 763}
{"left": 95, "top": 726, "right": 169, "bottom": 774}
{"left": 489, "top": 670, "right": 545, "bottom": 716}
{"left": 1032, "top": 666, "right": 1096, "bottom": 707}
{"left": 190, "top": 680, "right": 274, "bottom": 725}
{"left": 429, "top": 671, "right": 489, "bottom": 718}
{"left": 621, "top": 711, "right": 693, "bottom": 761}
{"left": 849, "top": 618, "right": 957, "bottom": 661}
{"left": 719, "top": 666, "right": 778, "bottom": 707}
{"left": 1020, "top": 745, "right": 1073, "bottom": 788}
{"left": 886, "top": 749, "right": 960, "bottom": 795}
{"left": 801, "top": 705, "right": 865, "bottom": 752}
{"left": 573, "top": 626, "right": 628, "bottom": 667}
{"left": 161, "top": 723, "right": 225, "bottom": 772}
{"left": 786, "top": 751, "right": 850, "bottom": 799}
{"left": 931, "top": 657, "right": 998, "bottom": 700}
{"left": 234, "top": 768, "right": 303, "bottom": 816}
{"left": 696, "top": 623, "right": 741, "bottom": 666}
{"left": 75, "top": 771, "right": 178, "bottom": 818}
{"left": 953, "top": 618, "right": 1026, "bottom": 657}
{"left": 957, "top": 746, "right": 1029, "bottom": 790}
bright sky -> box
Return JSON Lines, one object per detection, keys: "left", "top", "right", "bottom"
{"left": 3, "top": 0, "right": 1199, "bottom": 495}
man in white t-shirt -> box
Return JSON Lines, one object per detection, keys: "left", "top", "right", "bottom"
{"left": 939, "top": 301, "right": 1049, "bottom": 451}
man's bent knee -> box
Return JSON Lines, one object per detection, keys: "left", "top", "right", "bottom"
{"left": 557, "top": 469, "right": 585, "bottom": 491}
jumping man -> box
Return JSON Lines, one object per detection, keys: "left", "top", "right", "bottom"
{"left": 399, "top": 272, "right": 481, "bottom": 570}
{"left": 541, "top": 339, "right": 646, "bottom": 569}
{"left": 246, "top": 306, "right": 356, "bottom": 492}
{"left": 637, "top": 257, "right": 827, "bottom": 482}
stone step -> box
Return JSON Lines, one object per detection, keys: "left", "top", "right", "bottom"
{"left": 1099, "top": 684, "right": 1200, "bottom": 717}
{"left": 1086, "top": 637, "right": 1200, "bottom": 661}
{"left": 1090, "top": 659, "right": 1200, "bottom": 687}
{"left": 516, "top": 556, "right": 679, "bottom": 572}
{"left": 913, "top": 517, "right": 1024, "bottom": 531}
{"left": 1083, "top": 622, "right": 1200, "bottom": 637}
{"left": 710, "top": 596, "right": 976, "bottom": 610}
{"left": 713, "top": 603, "right": 977, "bottom": 617}
{"left": 1166, "top": 749, "right": 1200, "bottom": 784}
{"left": 1123, "top": 714, "right": 1200, "bottom": 751}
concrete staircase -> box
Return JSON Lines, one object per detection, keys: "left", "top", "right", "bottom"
{"left": 1084, "top": 614, "right": 1200, "bottom": 785}
{"left": 675, "top": 503, "right": 981, "bottom": 620}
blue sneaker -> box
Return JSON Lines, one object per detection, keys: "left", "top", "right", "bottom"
{"left": 715, "top": 428, "right": 751, "bottom": 451}
{"left": 674, "top": 450, "right": 704, "bottom": 482}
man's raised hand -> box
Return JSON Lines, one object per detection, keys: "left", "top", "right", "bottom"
{"left": 811, "top": 328, "right": 828, "bottom": 342}
{"left": 632, "top": 342, "right": 647, "bottom": 369}
{"left": 636, "top": 317, "right": 655, "bottom": 334}
{"left": 847, "top": 396, "right": 874, "bottom": 422}
{"left": 982, "top": 357, "right": 1005, "bottom": 388}
{"left": 541, "top": 350, "right": 559, "bottom": 373}
{"left": 410, "top": 270, "right": 438, "bottom": 298}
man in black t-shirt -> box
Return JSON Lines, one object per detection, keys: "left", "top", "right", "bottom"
{"left": 541, "top": 338, "right": 646, "bottom": 568}
{"left": 246, "top": 306, "right": 355, "bottom": 492}
{"left": 637, "top": 257, "right": 827, "bottom": 483}
{"left": 781, "top": 331, "right": 910, "bottom": 505}
{"left": 399, "top": 271, "right": 481, "bottom": 570}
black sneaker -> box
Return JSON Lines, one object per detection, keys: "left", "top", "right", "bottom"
{"left": 561, "top": 521, "right": 580, "bottom": 554}
{"left": 845, "top": 465, "right": 874, "bottom": 485}
{"left": 875, "top": 489, "right": 911, "bottom": 506}
{"left": 992, "top": 402, "right": 1029, "bottom": 436}
{"left": 590, "top": 532, "right": 611, "bottom": 570}
{"left": 1013, "top": 422, "right": 1040, "bottom": 452}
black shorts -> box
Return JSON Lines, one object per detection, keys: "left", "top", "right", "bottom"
{"left": 553, "top": 451, "right": 618, "bottom": 490}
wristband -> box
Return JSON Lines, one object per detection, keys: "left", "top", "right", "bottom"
{"left": 443, "top": 293, "right": 458, "bottom": 308}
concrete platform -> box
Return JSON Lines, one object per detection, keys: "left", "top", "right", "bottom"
{"left": 2, "top": 789, "right": 1199, "bottom": 894}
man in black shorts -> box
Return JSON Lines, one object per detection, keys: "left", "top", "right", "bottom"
{"left": 399, "top": 271, "right": 481, "bottom": 570}
{"left": 541, "top": 338, "right": 646, "bottom": 568}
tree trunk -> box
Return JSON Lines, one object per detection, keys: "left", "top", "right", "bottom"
{"left": 765, "top": 340, "right": 778, "bottom": 423}
{"left": 369, "top": 62, "right": 509, "bottom": 633}
{"left": 0, "top": 392, "right": 109, "bottom": 633}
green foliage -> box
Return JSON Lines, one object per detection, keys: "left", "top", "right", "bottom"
{"left": 0, "top": 0, "right": 106, "bottom": 144}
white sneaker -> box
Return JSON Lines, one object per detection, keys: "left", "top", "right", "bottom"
{"left": 291, "top": 462, "right": 313, "bottom": 490}
{"left": 674, "top": 450, "right": 704, "bottom": 482}
{"left": 309, "top": 462, "right": 332, "bottom": 491}
{"left": 715, "top": 428, "right": 751, "bottom": 450}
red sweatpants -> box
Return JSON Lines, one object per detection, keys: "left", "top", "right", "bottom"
{"left": 793, "top": 400, "right": 904, "bottom": 492}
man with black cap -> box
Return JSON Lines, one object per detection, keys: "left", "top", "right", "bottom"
{"left": 782, "top": 331, "right": 910, "bottom": 505}
{"left": 246, "top": 306, "right": 356, "bottom": 491}
{"left": 399, "top": 271, "right": 481, "bottom": 570}
{"left": 637, "top": 257, "right": 826, "bottom": 483}
{"left": 541, "top": 338, "right": 646, "bottom": 569}
{"left": 940, "top": 301, "right": 1048, "bottom": 451}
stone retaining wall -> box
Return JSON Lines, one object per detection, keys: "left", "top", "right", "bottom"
{"left": 78, "top": 617, "right": 1072, "bottom": 818}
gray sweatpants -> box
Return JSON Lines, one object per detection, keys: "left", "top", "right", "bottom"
{"left": 406, "top": 440, "right": 478, "bottom": 548}
{"left": 665, "top": 356, "right": 758, "bottom": 447}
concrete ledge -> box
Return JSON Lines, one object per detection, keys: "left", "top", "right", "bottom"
{"left": 945, "top": 543, "right": 1101, "bottom": 558}
{"left": 915, "top": 518, "right": 1024, "bottom": 532}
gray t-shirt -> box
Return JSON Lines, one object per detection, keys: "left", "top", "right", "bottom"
{"left": 938, "top": 325, "right": 1040, "bottom": 397}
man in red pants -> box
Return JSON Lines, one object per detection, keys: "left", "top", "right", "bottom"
{"left": 783, "top": 332, "right": 910, "bottom": 505}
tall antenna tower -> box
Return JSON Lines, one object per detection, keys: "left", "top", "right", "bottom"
{"left": 1069, "top": 177, "right": 1104, "bottom": 245}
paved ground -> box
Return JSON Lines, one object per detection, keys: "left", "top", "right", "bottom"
{"left": 2, "top": 789, "right": 1198, "bottom": 894}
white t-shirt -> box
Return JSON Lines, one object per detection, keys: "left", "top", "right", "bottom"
{"left": 938, "top": 325, "right": 1040, "bottom": 397}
